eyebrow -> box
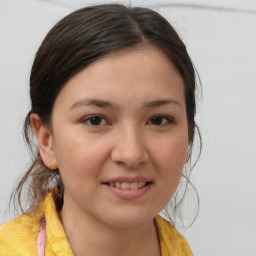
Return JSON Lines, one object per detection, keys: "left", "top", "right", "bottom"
{"left": 143, "top": 99, "right": 182, "bottom": 108}
{"left": 70, "top": 98, "right": 182, "bottom": 110}
{"left": 70, "top": 99, "right": 114, "bottom": 110}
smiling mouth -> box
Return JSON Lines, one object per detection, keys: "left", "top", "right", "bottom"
{"left": 104, "top": 181, "right": 151, "bottom": 190}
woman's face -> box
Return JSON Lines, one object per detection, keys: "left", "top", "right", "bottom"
{"left": 49, "top": 46, "right": 189, "bottom": 228}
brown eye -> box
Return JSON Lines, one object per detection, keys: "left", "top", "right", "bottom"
{"left": 89, "top": 116, "right": 102, "bottom": 125}
{"left": 151, "top": 116, "right": 163, "bottom": 125}
{"left": 148, "top": 115, "right": 172, "bottom": 126}
{"left": 83, "top": 116, "right": 107, "bottom": 126}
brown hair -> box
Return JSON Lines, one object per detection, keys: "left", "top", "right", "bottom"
{"left": 12, "top": 4, "right": 201, "bottom": 225}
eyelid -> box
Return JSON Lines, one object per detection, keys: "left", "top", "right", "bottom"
{"left": 147, "top": 115, "right": 174, "bottom": 126}
{"left": 79, "top": 114, "right": 174, "bottom": 127}
{"left": 80, "top": 115, "right": 110, "bottom": 126}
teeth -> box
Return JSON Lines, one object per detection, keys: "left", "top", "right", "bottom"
{"left": 115, "top": 182, "right": 121, "bottom": 188}
{"left": 108, "top": 181, "right": 147, "bottom": 189}
{"left": 130, "top": 182, "right": 138, "bottom": 189}
{"left": 139, "top": 181, "right": 146, "bottom": 187}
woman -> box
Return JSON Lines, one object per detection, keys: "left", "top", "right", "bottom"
{"left": 0, "top": 4, "right": 199, "bottom": 255}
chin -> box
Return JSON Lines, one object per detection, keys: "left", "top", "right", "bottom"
{"left": 102, "top": 208, "right": 156, "bottom": 229}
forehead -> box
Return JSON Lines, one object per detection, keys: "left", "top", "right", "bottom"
{"left": 54, "top": 46, "right": 185, "bottom": 109}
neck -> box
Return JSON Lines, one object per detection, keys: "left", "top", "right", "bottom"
{"left": 59, "top": 200, "right": 161, "bottom": 256}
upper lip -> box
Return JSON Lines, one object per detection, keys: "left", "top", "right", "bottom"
{"left": 102, "top": 176, "right": 153, "bottom": 183}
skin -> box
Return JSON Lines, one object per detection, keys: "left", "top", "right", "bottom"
{"left": 31, "top": 45, "right": 189, "bottom": 256}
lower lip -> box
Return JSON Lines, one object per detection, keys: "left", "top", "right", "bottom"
{"left": 103, "top": 183, "right": 152, "bottom": 200}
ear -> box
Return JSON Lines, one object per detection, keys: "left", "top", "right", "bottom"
{"left": 30, "top": 113, "right": 58, "bottom": 169}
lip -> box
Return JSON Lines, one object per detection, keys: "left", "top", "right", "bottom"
{"left": 102, "top": 176, "right": 153, "bottom": 183}
{"left": 102, "top": 176, "right": 153, "bottom": 200}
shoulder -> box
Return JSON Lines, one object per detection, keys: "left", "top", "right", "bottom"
{"left": 154, "top": 215, "right": 194, "bottom": 255}
{"left": 0, "top": 213, "right": 39, "bottom": 255}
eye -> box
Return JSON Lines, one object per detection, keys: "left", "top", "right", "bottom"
{"left": 82, "top": 115, "right": 108, "bottom": 126}
{"left": 148, "top": 115, "right": 173, "bottom": 126}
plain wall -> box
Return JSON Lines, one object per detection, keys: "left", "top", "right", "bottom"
{"left": 1, "top": 0, "right": 256, "bottom": 255}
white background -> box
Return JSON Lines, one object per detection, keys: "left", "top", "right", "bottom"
{"left": 0, "top": 0, "right": 256, "bottom": 255}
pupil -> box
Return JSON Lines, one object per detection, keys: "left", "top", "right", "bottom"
{"left": 90, "top": 116, "right": 101, "bottom": 125}
{"left": 151, "top": 116, "right": 162, "bottom": 125}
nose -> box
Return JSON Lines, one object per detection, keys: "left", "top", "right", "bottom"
{"left": 111, "top": 126, "right": 149, "bottom": 168}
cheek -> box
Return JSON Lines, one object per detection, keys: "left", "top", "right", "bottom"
{"left": 152, "top": 137, "right": 188, "bottom": 187}
{"left": 146, "top": 138, "right": 188, "bottom": 213}
{"left": 53, "top": 132, "right": 110, "bottom": 185}
{"left": 153, "top": 134, "right": 188, "bottom": 167}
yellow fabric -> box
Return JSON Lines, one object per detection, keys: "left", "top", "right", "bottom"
{"left": 154, "top": 216, "right": 193, "bottom": 256}
{"left": 0, "top": 192, "right": 193, "bottom": 255}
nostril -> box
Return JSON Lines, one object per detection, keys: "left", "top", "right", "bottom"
{"left": 110, "top": 135, "right": 149, "bottom": 168}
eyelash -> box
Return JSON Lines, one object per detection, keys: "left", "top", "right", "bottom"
{"left": 81, "top": 115, "right": 109, "bottom": 126}
{"left": 81, "top": 115, "right": 174, "bottom": 127}
{"left": 147, "top": 115, "right": 174, "bottom": 126}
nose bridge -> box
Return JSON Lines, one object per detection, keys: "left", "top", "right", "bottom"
{"left": 111, "top": 122, "right": 148, "bottom": 168}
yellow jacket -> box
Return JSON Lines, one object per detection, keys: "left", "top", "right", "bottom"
{"left": 0, "top": 192, "right": 193, "bottom": 255}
